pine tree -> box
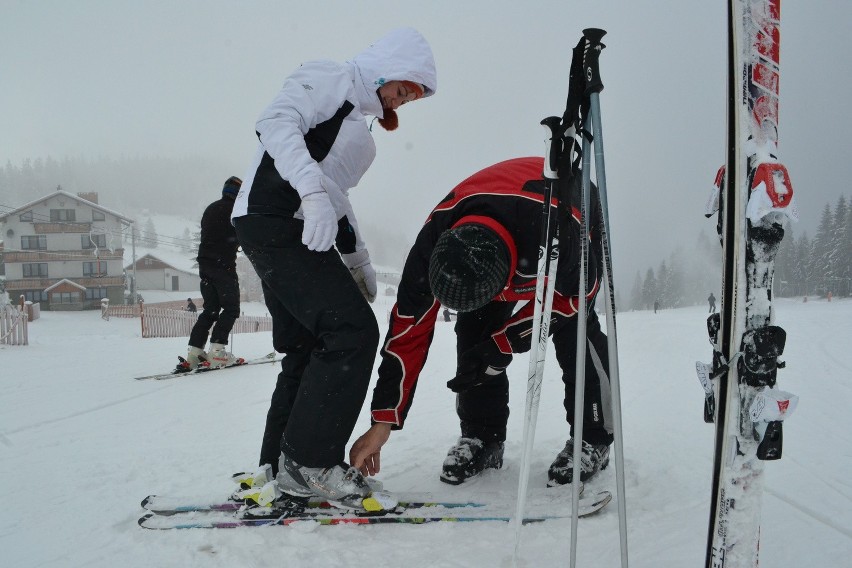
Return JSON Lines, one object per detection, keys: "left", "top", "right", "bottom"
{"left": 641, "top": 267, "right": 657, "bottom": 311}
{"left": 774, "top": 223, "right": 796, "bottom": 297}
{"left": 793, "top": 232, "right": 813, "bottom": 297}
{"left": 837, "top": 195, "right": 852, "bottom": 296}
{"left": 828, "top": 196, "right": 849, "bottom": 296}
{"left": 142, "top": 218, "right": 159, "bottom": 249}
{"left": 811, "top": 203, "right": 834, "bottom": 295}
{"left": 629, "top": 271, "right": 643, "bottom": 311}
{"left": 667, "top": 248, "right": 687, "bottom": 308}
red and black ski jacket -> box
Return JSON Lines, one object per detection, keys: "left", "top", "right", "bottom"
{"left": 371, "top": 156, "right": 603, "bottom": 427}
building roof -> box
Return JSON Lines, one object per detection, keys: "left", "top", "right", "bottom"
{"left": 0, "top": 189, "right": 134, "bottom": 224}
{"left": 44, "top": 278, "right": 87, "bottom": 292}
{"left": 127, "top": 252, "right": 197, "bottom": 275}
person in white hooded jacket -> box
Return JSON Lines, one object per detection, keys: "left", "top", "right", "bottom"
{"left": 231, "top": 27, "right": 437, "bottom": 511}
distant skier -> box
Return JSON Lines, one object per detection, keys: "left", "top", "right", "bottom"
{"left": 654, "top": 299, "right": 660, "bottom": 314}
{"left": 350, "top": 157, "right": 613, "bottom": 488}
{"left": 442, "top": 307, "right": 456, "bottom": 322}
{"left": 186, "top": 176, "right": 242, "bottom": 369}
{"left": 186, "top": 298, "right": 197, "bottom": 313}
{"left": 708, "top": 292, "right": 716, "bottom": 313}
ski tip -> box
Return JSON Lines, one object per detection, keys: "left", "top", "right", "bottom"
{"left": 140, "top": 495, "right": 156, "bottom": 508}
{"left": 138, "top": 513, "right": 154, "bottom": 528}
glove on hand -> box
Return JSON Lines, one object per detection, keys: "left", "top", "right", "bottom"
{"left": 300, "top": 191, "right": 337, "bottom": 251}
{"left": 342, "top": 250, "right": 378, "bottom": 303}
{"left": 446, "top": 339, "right": 513, "bottom": 393}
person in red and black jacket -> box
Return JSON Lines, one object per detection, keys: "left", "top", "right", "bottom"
{"left": 350, "top": 157, "right": 614, "bottom": 487}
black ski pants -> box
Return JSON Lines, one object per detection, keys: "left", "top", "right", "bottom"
{"left": 455, "top": 301, "right": 614, "bottom": 447}
{"left": 188, "top": 264, "right": 240, "bottom": 348}
{"left": 234, "top": 215, "right": 380, "bottom": 470}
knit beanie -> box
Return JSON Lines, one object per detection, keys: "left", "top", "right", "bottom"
{"left": 222, "top": 176, "right": 242, "bottom": 198}
{"left": 428, "top": 224, "right": 510, "bottom": 312}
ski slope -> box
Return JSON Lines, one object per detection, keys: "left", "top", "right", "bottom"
{"left": 0, "top": 296, "right": 849, "bottom": 567}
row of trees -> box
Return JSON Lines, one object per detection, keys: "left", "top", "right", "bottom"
{"left": 624, "top": 194, "right": 852, "bottom": 311}
{"left": 776, "top": 195, "right": 852, "bottom": 297}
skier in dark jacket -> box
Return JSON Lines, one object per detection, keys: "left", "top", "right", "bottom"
{"left": 231, "top": 27, "right": 437, "bottom": 510}
{"left": 186, "top": 176, "right": 242, "bottom": 369}
{"left": 350, "top": 157, "right": 613, "bottom": 487}
{"left": 708, "top": 292, "right": 717, "bottom": 313}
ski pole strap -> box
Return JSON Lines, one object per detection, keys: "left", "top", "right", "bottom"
{"left": 581, "top": 28, "right": 607, "bottom": 95}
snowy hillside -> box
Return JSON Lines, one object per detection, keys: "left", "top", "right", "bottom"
{"left": 0, "top": 297, "right": 849, "bottom": 567}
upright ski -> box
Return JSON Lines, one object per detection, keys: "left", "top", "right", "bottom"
{"left": 701, "top": 2, "right": 798, "bottom": 566}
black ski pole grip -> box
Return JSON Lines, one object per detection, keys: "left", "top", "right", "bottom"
{"left": 541, "top": 116, "right": 561, "bottom": 179}
{"left": 581, "top": 28, "right": 607, "bottom": 95}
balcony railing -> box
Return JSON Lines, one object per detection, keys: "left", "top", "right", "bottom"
{"left": 33, "top": 222, "right": 91, "bottom": 234}
{"left": 4, "top": 249, "right": 125, "bottom": 262}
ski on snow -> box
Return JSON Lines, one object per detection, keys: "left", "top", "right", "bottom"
{"left": 698, "top": 1, "right": 798, "bottom": 567}
{"left": 141, "top": 494, "right": 487, "bottom": 515}
{"left": 138, "top": 491, "right": 612, "bottom": 529}
{"left": 133, "top": 352, "right": 280, "bottom": 381}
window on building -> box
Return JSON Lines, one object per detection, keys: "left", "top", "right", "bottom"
{"left": 54, "top": 292, "right": 81, "bottom": 304}
{"left": 85, "top": 288, "right": 108, "bottom": 300}
{"left": 19, "top": 210, "right": 33, "bottom": 222}
{"left": 23, "top": 290, "right": 48, "bottom": 303}
{"left": 82, "top": 234, "right": 107, "bottom": 249}
{"left": 50, "top": 209, "right": 76, "bottom": 222}
{"left": 83, "top": 261, "right": 107, "bottom": 276}
{"left": 92, "top": 210, "right": 105, "bottom": 221}
{"left": 22, "top": 263, "right": 48, "bottom": 277}
{"left": 21, "top": 235, "right": 47, "bottom": 250}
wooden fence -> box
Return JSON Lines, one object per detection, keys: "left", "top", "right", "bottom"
{"left": 140, "top": 306, "right": 273, "bottom": 338}
{"left": 1, "top": 300, "right": 28, "bottom": 346}
{"left": 99, "top": 300, "right": 272, "bottom": 339}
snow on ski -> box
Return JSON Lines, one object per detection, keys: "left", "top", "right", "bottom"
{"left": 133, "top": 352, "right": 279, "bottom": 381}
{"left": 700, "top": 1, "right": 798, "bottom": 567}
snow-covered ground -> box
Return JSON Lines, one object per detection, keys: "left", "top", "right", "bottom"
{"left": 1, "top": 297, "right": 849, "bottom": 567}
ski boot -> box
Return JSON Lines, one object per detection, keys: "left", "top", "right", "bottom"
{"left": 440, "top": 437, "right": 504, "bottom": 485}
{"left": 547, "top": 438, "right": 610, "bottom": 487}
{"left": 207, "top": 343, "right": 239, "bottom": 369}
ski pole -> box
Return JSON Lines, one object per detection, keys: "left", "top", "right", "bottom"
{"left": 569, "top": 105, "right": 592, "bottom": 568}
{"left": 512, "top": 115, "right": 563, "bottom": 563}
{"left": 584, "top": 26, "right": 629, "bottom": 567}
{"left": 589, "top": 84, "right": 629, "bottom": 568}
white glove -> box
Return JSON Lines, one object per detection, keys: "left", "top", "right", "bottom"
{"left": 300, "top": 191, "right": 337, "bottom": 251}
{"left": 342, "top": 250, "right": 378, "bottom": 303}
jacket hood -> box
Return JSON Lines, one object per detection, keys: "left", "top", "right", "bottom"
{"left": 348, "top": 27, "right": 437, "bottom": 118}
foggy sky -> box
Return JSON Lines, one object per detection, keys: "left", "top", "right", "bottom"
{"left": 2, "top": 0, "right": 850, "bottom": 280}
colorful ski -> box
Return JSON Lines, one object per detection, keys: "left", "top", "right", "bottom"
{"left": 138, "top": 491, "right": 612, "bottom": 530}
{"left": 702, "top": 1, "right": 798, "bottom": 567}
{"left": 141, "top": 494, "right": 486, "bottom": 516}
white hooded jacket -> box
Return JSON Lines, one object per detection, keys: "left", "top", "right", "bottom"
{"left": 231, "top": 27, "right": 437, "bottom": 255}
